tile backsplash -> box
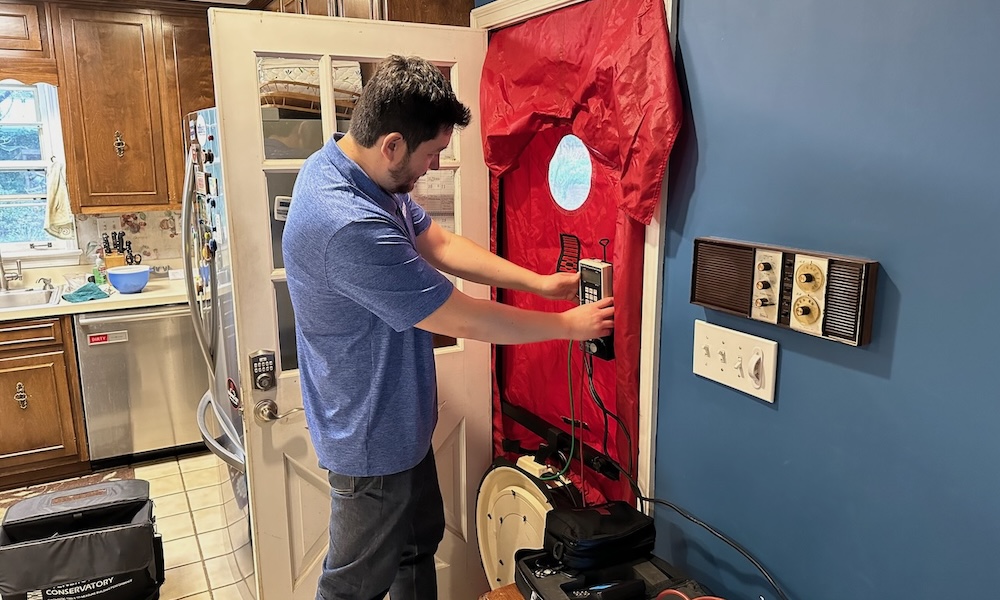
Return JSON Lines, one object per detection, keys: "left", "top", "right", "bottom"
{"left": 76, "top": 211, "right": 181, "bottom": 264}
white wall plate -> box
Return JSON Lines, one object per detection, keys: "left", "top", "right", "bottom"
{"left": 693, "top": 320, "right": 779, "bottom": 403}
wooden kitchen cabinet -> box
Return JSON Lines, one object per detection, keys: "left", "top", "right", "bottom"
{"left": 0, "top": 1, "right": 44, "bottom": 52}
{"left": 264, "top": 0, "right": 474, "bottom": 27}
{"left": 0, "top": 316, "right": 88, "bottom": 490}
{"left": 157, "top": 12, "right": 215, "bottom": 210}
{"left": 54, "top": 5, "right": 213, "bottom": 215}
{"left": 0, "top": 0, "right": 57, "bottom": 85}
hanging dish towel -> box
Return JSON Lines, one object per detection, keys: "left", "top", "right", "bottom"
{"left": 44, "top": 158, "right": 75, "bottom": 240}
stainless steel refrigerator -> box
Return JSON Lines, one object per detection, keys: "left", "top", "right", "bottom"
{"left": 182, "top": 107, "right": 256, "bottom": 599}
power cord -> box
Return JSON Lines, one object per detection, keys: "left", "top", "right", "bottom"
{"left": 577, "top": 361, "right": 791, "bottom": 600}
{"left": 582, "top": 351, "right": 635, "bottom": 477}
{"left": 533, "top": 334, "right": 788, "bottom": 598}
{"left": 540, "top": 340, "right": 577, "bottom": 481}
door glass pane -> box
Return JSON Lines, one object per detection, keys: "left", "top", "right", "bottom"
{"left": 330, "top": 60, "right": 362, "bottom": 134}
{"left": 411, "top": 169, "right": 455, "bottom": 234}
{"left": 273, "top": 280, "right": 298, "bottom": 371}
{"left": 257, "top": 56, "right": 325, "bottom": 159}
{"left": 265, "top": 172, "right": 298, "bottom": 269}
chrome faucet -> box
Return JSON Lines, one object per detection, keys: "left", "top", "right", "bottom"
{"left": 0, "top": 248, "right": 22, "bottom": 292}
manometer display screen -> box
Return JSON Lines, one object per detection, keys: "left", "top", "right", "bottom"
{"left": 581, "top": 268, "right": 601, "bottom": 285}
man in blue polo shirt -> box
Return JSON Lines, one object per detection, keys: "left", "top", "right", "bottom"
{"left": 283, "top": 55, "right": 614, "bottom": 600}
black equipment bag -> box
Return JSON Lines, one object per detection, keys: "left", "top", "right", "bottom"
{"left": 543, "top": 501, "right": 655, "bottom": 570}
{"left": 0, "top": 480, "right": 164, "bottom": 600}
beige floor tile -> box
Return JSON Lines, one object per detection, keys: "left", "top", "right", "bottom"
{"left": 183, "top": 467, "right": 221, "bottom": 491}
{"left": 162, "top": 535, "right": 202, "bottom": 570}
{"left": 177, "top": 594, "right": 211, "bottom": 600}
{"left": 159, "top": 562, "right": 209, "bottom": 600}
{"left": 133, "top": 459, "right": 180, "bottom": 480}
{"left": 153, "top": 492, "right": 190, "bottom": 518}
{"left": 158, "top": 512, "right": 196, "bottom": 541}
{"left": 204, "top": 555, "right": 240, "bottom": 588}
{"left": 192, "top": 505, "right": 227, "bottom": 533}
{"left": 187, "top": 485, "right": 224, "bottom": 510}
{"left": 197, "top": 529, "right": 231, "bottom": 560}
{"left": 148, "top": 474, "right": 185, "bottom": 499}
{"left": 211, "top": 584, "right": 244, "bottom": 600}
{"left": 179, "top": 453, "right": 217, "bottom": 472}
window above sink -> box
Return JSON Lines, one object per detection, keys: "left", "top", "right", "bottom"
{"left": 0, "top": 81, "right": 81, "bottom": 268}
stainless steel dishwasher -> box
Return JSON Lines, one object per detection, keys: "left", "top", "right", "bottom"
{"left": 74, "top": 304, "right": 207, "bottom": 461}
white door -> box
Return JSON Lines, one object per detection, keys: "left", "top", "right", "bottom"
{"left": 208, "top": 9, "right": 490, "bottom": 600}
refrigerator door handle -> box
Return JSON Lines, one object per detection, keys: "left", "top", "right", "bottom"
{"left": 182, "top": 146, "right": 214, "bottom": 371}
{"left": 197, "top": 391, "right": 246, "bottom": 473}
{"left": 207, "top": 236, "right": 220, "bottom": 366}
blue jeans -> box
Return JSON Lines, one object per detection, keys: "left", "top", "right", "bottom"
{"left": 317, "top": 449, "right": 445, "bottom": 600}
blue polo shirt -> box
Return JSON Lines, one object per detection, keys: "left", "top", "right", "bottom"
{"left": 282, "top": 134, "right": 453, "bottom": 477}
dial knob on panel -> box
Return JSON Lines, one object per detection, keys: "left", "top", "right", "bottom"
{"left": 792, "top": 296, "right": 821, "bottom": 325}
{"left": 794, "top": 263, "right": 824, "bottom": 293}
{"left": 756, "top": 280, "right": 771, "bottom": 290}
{"left": 757, "top": 262, "right": 772, "bottom": 272}
{"left": 754, "top": 298, "right": 771, "bottom": 307}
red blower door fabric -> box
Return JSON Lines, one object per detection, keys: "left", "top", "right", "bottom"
{"left": 480, "top": 0, "right": 682, "bottom": 503}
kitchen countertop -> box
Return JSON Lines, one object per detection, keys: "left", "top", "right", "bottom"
{"left": 0, "top": 276, "right": 189, "bottom": 323}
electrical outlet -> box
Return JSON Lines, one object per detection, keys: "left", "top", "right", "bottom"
{"left": 96, "top": 216, "right": 121, "bottom": 236}
{"left": 693, "top": 320, "right": 778, "bottom": 403}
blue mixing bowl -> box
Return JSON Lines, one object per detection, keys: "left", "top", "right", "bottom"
{"left": 107, "top": 265, "right": 150, "bottom": 294}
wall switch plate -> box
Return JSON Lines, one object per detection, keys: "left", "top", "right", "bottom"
{"left": 693, "top": 320, "right": 778, "bottom": 403}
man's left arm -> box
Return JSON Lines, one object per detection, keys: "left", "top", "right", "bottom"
{"left": 415, "top": 219, "right": 578, "bottom": 301}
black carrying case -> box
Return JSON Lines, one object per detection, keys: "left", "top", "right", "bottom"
{"left": 514, "top": 548, "right": 712, "bottom": 600}
{"left": 0, "top": 480, "right": 164, "bottom": 600}
{"left": 543, "top": 501, "right": 655, "bottom": 570}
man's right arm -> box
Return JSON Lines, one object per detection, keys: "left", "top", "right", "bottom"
{"left": 415, "top": 287, "right": 614, "bottom": 344}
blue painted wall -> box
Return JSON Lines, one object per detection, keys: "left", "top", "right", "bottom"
{"left": 473, "top": 0, "right": 1000, "bottom": 597}
{"left": 656, "top": 1, "right": 1000, "bottom": 599}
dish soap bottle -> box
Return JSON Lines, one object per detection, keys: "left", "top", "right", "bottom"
{"left": 93, "top": 256, "right": 107, "bottom": 285}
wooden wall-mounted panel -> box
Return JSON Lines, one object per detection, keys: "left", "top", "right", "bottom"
{"left": 0, "top": 1, "right": 56, "bottom": 84}
{"left": 157, "top": 12, "right": 214, "bottom": 208}
{"left": 55, "top": 7, "right": 170, "bottom": 210}
{"left": 0, "top": 2, "right": 41, "bottom": 50}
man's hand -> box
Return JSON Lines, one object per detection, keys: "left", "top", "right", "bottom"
{"left": 561, "top": 296, "right": 614, "bottom": 340}
{"left": 537, "top": 272, "right": 581, "bottom": 301}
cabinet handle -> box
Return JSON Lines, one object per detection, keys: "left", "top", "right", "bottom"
{"left": 114, "top": 131, "right": 126, "bottom": 158}
{"left": 14, "top": 382, "right": 28, "bottom": 410}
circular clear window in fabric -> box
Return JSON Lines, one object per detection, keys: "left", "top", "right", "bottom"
{"left": 548, "top": 135, "right": 593, "bottom": 212}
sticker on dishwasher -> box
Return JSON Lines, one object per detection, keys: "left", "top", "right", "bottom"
{"left": 227, "top": 378, "right": 241, "bottom": 409}
{"left": 87, "top": 331, "right": 128, "bottom": 345}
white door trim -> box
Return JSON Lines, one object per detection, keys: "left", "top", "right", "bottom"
{"left": 470, "top": 0, "right": 678, "bottom": 505}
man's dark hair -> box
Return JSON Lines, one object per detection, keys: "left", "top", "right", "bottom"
{"left": 349, "top": 55, "right": 471, "bottom": 151}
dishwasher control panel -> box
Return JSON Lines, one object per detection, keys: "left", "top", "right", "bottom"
{"left": 249, "top": 350, "right": 276, "bottom": 391}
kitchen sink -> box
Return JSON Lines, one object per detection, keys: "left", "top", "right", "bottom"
{"left": 0, "top": 286, "right": 63, "bottom": 311}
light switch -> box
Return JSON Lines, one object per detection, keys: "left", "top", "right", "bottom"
{"left": 693, "top": 320, "right": 778, "bottom": 403}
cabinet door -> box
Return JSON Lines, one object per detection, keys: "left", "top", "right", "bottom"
{"left": 0, "top": 0, "right": 56, "bottom": 85}
{"left": 0, "top": 2, "right": 42, "bottom": 51}
{"left": 0, "top": 350, "right": 80, "bottom": 471}
{"left": 56, "top": 8, "right": 170, "bottom": 212}
{"left": 157, "top": 12, "right": 214, "bottom": 209}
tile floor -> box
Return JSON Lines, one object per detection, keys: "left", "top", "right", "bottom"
{"left": 1, "top": 451, "right": 253, "bottom": 600}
